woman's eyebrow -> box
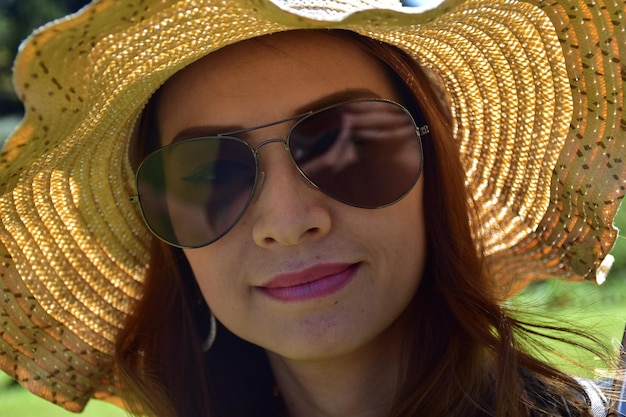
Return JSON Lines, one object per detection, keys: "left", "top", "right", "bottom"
{"left": 169, "top": 88, "right": 380, "bottom": 144}
{"left": 171, "top": 125, "right": 243, "bottom": 143}
{"left": 291, "top": 88, "right": 381, "bottom": 115}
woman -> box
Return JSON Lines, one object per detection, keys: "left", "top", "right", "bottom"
{"left": 0, "top": 0, "right": 624, "bottom": 416}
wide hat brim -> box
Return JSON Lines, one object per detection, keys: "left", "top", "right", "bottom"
{"left": 0, "top": 0, "right": 624, "bottom": 411}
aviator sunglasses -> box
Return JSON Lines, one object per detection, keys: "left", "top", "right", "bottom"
{"left": 132, "top": 99, "right": 429, "bottom": 248}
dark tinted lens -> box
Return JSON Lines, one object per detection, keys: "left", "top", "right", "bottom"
{"left": 289, "top": 100, "right": 423, "bottom": 207}
{"left": 136, "top": 137, "right": 256, "bottom": 247}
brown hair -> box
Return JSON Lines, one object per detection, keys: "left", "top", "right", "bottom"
{"left": 115, "top": 30, "right": 606, "bottom": 417}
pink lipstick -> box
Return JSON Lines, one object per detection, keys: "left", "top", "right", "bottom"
{"left": 258, "top": 263, "right": 358, "bottom": 302}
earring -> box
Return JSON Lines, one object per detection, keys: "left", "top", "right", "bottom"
{"left": 202, "top": 311, "right": 217, "bottom": 352}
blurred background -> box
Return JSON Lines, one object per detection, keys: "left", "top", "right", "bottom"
{"left": 0, "top": 0, "right": 624, "bottom": 416}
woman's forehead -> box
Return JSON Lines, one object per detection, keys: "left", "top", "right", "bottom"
{"left": 161, "top": 31, "right": 383, "bottom": 91}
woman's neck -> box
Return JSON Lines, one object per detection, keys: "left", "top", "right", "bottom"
{"left": 267, "top": 317, "right": 407, "bottom": 417}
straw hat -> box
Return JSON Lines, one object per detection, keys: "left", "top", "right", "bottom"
{"left": 0, "top": 0, "right": 624, "bottom": 411}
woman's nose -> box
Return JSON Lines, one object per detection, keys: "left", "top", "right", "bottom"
{"left": 250, "top": 142, "right": 332, "bottom": 248}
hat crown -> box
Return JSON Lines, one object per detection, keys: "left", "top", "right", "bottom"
{"left": 270, "top": 0, "right": 446, "bottom": 21}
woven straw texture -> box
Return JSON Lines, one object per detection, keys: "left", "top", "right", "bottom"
{"left": 0, "top": 0, "right": 624, "bottom": 411}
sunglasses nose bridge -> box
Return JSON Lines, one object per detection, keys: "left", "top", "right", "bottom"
{"left": 253, "top": 138, "right": 288, "bottom": 156}
{"left": 252, "top": 138, "right": 295, "bottom": 182}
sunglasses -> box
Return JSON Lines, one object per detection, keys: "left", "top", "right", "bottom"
{"left": 131, "top": 99, "right": 429, "bottom": 248}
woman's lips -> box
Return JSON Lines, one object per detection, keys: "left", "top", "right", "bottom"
{"left": 258, "top": 263, "right": 359, "bottom": 302}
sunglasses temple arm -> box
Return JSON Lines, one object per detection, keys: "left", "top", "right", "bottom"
{"left": 609, "top": 324, "right": 626, "bottom": 415}
{"left": 607, "top": 322, "right": 626, "bottom": 417}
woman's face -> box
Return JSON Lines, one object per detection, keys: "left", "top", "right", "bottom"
{"left": 155, "top": 31, "right": 427, "bottom": 361}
